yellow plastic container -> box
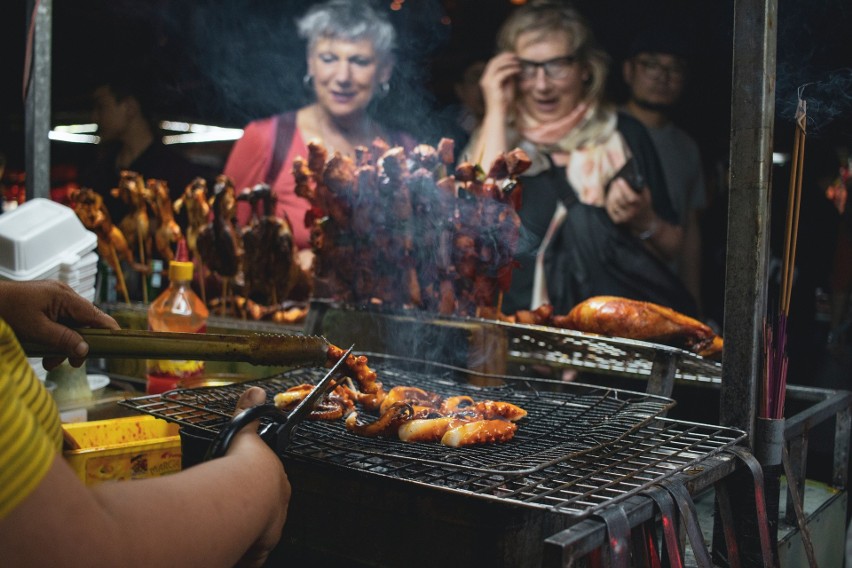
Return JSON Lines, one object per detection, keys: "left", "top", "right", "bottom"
{"left": 63, "top": 416, "right": 181, "bottom": 485}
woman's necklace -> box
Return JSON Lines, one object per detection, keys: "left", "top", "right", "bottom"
{"left": 313, "top": 106, "right": 376, "bottom": 156}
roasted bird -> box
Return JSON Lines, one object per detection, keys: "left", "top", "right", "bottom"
{"left": 145, "top": 179, "right": 183, "bottom": 263}
{"left": 111, "top": 170, "right": 152, "bottom": 267}
{"left": 238, "top": 183, "right": 310, "bottom": 305}
{"left": 553, "top": 296, "right": 724, "bottom": 357}
{"left": 196, "top": 176, "right": 242, "bottom": 312}
{"left": 173, "top": 177, "right": 211, "bottom": 257}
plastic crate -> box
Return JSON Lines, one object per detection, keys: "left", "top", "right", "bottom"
{"left": 62, "top": 416, "right": 181, "bottom": 485}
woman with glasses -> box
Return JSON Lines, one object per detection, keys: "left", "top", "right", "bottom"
{"left": 465, "top": 0, "right": 690, "bottom": 315}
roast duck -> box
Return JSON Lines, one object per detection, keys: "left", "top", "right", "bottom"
{"left": 553, "top": 296, "right": 723, "bottom": 358}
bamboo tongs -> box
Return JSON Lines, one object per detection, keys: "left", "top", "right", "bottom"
{"left": 22, "top": 328, "right": 330, "bottom": 368}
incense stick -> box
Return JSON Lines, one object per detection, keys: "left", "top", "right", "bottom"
{"left": 783, "top": 105, "right": 807, "bottom": 314}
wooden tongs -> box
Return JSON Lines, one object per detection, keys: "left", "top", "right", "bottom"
{"left": 22, "top": 328, "right": 329, "bottom": 368}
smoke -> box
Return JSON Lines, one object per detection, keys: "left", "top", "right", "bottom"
{"left": 776, "top": 0, "right": 852, "bottom": 136}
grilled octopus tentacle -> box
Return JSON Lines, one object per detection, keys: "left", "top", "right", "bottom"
{"left": 327, "top": 344, "right": 380, "bottom": 394}
{"left": 440, "top": 420, "right": 518, "bottom": 447}
{"left": 472, "top": 400, "right": 528, "bottom": 422}
{"left": 345, "top": 401, "right": 413, "bottom": 437}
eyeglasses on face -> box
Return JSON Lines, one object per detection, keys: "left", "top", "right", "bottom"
{"left": 635, "top": 58, "right": 686, "bottom": 81}
{"left": 517, "top": 55, "right": 579, "bottom": 81}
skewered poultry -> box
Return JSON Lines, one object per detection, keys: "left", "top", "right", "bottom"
{"left": 68, "top": 187, "right": 146, "bottom": 303}
{"left": 173, "top": 177, "right": 210, "bottom": 257}
{"left": 238, "top": 182, "right": 311, "bottom": 305}
{"left": 553, "top": 296, "right": 724, "bottom": 357}
{"left": 196, "top": 176, "right": 242, "bottom": 313}
{"left": 145, "top": 178, "right": 183, "bottom": 263}
{"left": 111, "top": 170, "right": 152, "bottom": 270}
{"left": 294, "top": 136, "right": 530, "bottom": 316}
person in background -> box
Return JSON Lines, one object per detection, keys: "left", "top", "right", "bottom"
{"left": 224, "top": 0, "right": 413, "bottom": 267}
{"left": 450, "top": 58, "right": 487, "bottom": 153}
{"left": 0, "top": 279, "right": 290, "bottom": 568}
{"left": 79, "top": 74, "right": 199, "bottom": 226}
{"left": 622, "top": 25, "right": 707, "bottom": 312}
{"left": 466, "top": 0, "right": 683, "bottom": 314}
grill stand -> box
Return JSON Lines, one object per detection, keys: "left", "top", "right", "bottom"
{"left": 543, "top": 448, "right": 775, "bottom": 567}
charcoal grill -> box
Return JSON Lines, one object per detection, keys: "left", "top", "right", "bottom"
{"left": 120, "top": 355, "right": 746, "bottom": 567}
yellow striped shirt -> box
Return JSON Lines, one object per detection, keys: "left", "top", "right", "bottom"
{"left": 0, "top": 318, "right": 62, "bottom": 519}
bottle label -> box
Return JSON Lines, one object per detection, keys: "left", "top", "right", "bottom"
{"left": 146, "top": 323, "right": 207, "bottom": 393}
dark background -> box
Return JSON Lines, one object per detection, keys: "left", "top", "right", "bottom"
{"left": 2, "top": 0, "right": 850, "bottom": 173}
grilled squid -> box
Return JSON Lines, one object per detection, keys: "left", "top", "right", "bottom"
{"left": 440, "top": 420, "right": 518, "bottom": 447}
{"left": 398, "top": 416, "right": 471, "bottom": 443}
{"left": 345, "top": 401, "right": 413, "bottom": 437}
{"left": 379, "top": 386, "right": 443, "bottom": 414}
{"left": 472, "top": 400, "right": 528, "bottom": 422}
{"left": 328, "top": 344, "right": 380, "bottom": 394}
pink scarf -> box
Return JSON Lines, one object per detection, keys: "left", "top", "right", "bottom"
{"left": 517, "top": 103, "right": 628, "bottom": 206}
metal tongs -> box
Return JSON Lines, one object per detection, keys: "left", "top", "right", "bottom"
{"left": 22, "top": 328, "right": 329, "bottom": 368}
{"left": 204, "top": 344, "right": 354, "bottom": 460}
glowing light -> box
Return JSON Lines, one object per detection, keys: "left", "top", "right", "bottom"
{"left": 510, "top": 0, "right": 527, "bottom": 5}
{"left": 162, "top": 127, "right": 244, "bottom": 145}
{"left": 49, "top": 121, "right": 243, "bottom": 144}
{"left": 773, "top": 152, "right": 790, "bottom": 166}
{"left": 390, "top": 1, "right": 402, "bottom": 10}
{"left": 440, "top": 16, "right": 451, "bottom": 25}
{"left": 48, "top": 131, "right": 100, "bottom": 144}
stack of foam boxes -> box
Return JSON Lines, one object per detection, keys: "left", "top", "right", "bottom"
{"left": 0, "top": 198, "right": 99, "bottom": 380}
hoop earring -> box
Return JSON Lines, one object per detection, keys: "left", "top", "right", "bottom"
{"left": 303, "top": 74, "right": 314, "bottom": 90}
{"left": 379, "top": 81, "right": 390, "bottom": 98}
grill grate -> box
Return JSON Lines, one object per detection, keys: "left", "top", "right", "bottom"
{"left": 500, "top": 321, "right": 723, "bottom": 384}
{"left": 120, "top": 357, "right": 743, "bottom": 519}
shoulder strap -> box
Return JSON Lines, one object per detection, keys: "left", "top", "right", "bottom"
{"left": 266, "top": 111, "right": 298, "bottom": 185}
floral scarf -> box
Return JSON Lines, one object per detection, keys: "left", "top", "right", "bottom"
{"left": 515, "top": 102, "right": 629, "bottom": 206}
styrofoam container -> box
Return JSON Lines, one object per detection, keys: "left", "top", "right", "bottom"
{"left": 0, "top": 198, "right": 97, "bottom": 281}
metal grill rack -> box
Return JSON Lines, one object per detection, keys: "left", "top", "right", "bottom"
{"left": 498, "top": 321, "right": 723, "bottom": 385}
{"left": 120, "top": 358, "right": 744, "bottom": 521}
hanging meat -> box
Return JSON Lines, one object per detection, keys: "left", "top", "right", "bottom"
{"left": 238, "top": 182, "right": 311, "bottom": 305}
{"left": 110, "top": 170, "right": 152, "bottom": 270}
{"left": 68, "top": 187, "right": 146, "bottom": 303}
{"left": 293, "top": 136, "right": 530, "bottom": 316}
{"left": 196, "top": 175, "right": 242, "bottom": 311}
{"left": 145, "top": 179, "right": 183, "bottom": 263}
{"left": 173, "top": 177, "right": 211, "bottom": 258}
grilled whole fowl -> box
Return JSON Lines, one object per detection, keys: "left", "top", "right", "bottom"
{"left": 553, "top": 296, "right": 723, "bottom": 357}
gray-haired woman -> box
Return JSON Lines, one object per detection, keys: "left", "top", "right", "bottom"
{"left": 224, "top": 0, "right": 413, "bottom": 254}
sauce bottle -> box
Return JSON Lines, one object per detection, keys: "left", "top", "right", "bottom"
{"left": 146, "top": 240, "right": 209, "bottom": 394}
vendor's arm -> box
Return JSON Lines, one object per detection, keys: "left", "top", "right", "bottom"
{"left": 0, "top": 280, "right": 119, "bottom": 369}
{"left": 465, "top": 52, "right": 520, "bottom": 167}
{"left": 0, "top": 387, "right": 290, "bottom": 568}
{"left": 605, "top": 178, "right": 683, "bottom": 261}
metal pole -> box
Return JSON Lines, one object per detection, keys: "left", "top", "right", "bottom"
{"left": 714, "top": 0, "right": 779, "bottom": 565}
{"left": 24, "top": 0, "right": 52, "bottom": 200}
{"left": 720, "top": 0, "right": 777, "bottom": 440}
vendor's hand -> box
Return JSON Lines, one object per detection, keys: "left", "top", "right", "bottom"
{"left": 229, "top": 387, "right": 290, "bottom": 568}
{"left": 0, "top": 280, "right": 119, "bottom": 369}
{"left": 604, "top": 178, "right": 655, "bottom": 232}
{"left": 480, "top": 51, "right": 521, "bottom": 117}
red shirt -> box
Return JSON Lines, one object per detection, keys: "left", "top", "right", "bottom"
{"left": 223, "top": 116, "right": 311, "bottom": 249}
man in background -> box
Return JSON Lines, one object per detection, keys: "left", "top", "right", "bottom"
{"left": 622, "top": 26, "right": 707, "bottom": 313}
{"left": 79, "top": 75, "right": 198, "bottom": 225}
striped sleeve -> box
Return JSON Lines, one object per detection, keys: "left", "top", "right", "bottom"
{"left": 0, "top": 318, "right": 62, "bottom": 519}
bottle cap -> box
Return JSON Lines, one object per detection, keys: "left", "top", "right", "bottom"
{"left": 169, "top": 260, "right": 194, "bottom": 282}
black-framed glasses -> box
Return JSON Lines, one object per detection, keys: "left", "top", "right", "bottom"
{"left": 517, "top": 55, "right": 579, "bottom": 81}
{"left": 635, "top": 58, "right": 686, "bottom": 81}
